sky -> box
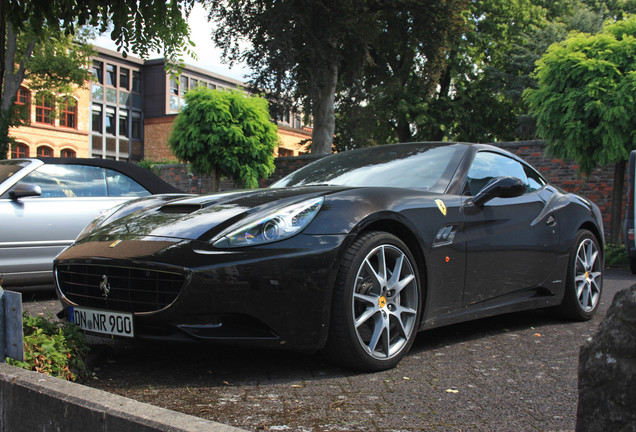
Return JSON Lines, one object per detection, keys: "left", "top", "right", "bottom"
{"left": 91, "top": 4, "right": 251, "bottom": 82}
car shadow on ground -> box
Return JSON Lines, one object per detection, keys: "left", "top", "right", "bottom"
{"left": 86, "top": 306, "right": 565, "bottom": 389}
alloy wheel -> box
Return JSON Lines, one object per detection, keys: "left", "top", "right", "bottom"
{"left": 351, "top": 244, "right": 419, "bottom": 360}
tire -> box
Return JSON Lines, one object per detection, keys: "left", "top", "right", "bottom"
{"left": 558, "top": 229, "right": 603, "bottom": 321}
{"left": 325, "top": 231, "right": 422, "bottom": 371}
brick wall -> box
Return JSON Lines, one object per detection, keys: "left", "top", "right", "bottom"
{"left": 499, "top": 141, "right": 622, "bottom": 237}
{"left": 144, "top": 116, "right": 177, "bottom": 161}
{"left": 155, "top": 141, "right": 622, "bottom": 237}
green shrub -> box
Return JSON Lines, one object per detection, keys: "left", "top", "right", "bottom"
{"left": 7, "top": 313, "right": 90, "bottom": 381}
{"left": 604, "top": 243, "right": 628, "bottom": 267}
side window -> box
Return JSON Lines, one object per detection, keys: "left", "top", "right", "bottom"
{"left": 465, "top": 152, "right": 529, "bottom": 196}
{"left": 105, "top": 169, "right": 150, "bottom": 197}
{"left": 524, "top": 165, "right": 546, "bottom": 192}
{"left": 18, "top": 165, "right": 108, "bottom": 197}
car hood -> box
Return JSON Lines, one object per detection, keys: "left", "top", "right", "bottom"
{"left": 84, "top": 186, "right": 349, "bottom": 242}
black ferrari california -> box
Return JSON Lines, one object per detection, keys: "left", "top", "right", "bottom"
{"left": 54, "top": 143, "right": 604, "bottom": 371}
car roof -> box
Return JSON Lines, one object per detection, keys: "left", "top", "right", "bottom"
{"left": 17, "top": 157, "right": 182, "bottom": 194}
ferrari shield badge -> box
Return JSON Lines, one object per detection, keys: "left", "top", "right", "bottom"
{"left": 435, "top": 199, "right": 447, "bottom": 216}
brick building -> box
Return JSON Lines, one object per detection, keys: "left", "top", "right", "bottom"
{"left": 8, "top": 84, "right": 90, "bottom": 159}
{"left": 7, "top": 46, "right": 311, "bottom": 161}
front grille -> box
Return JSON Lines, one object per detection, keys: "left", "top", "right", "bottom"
{"left": 56, "top": 263, "right": 185, "bottom": 313}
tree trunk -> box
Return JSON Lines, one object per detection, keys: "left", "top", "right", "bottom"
{"left": 1, "top": 23, "right": 36, "bottom": 157}
{"left": 310, "top": 61, "right": 338, "bottom": 155}
{"left": 609, "top": 160, "right": 626, "bottom": 244}
{"left": 395, "top": 120, "right": 412, "bottom": 142}
{"left": 211, "top": 167, "right": 221, "bottom": 193}
{"left": 0, "top": 0, "right": 6, "bottom": 109}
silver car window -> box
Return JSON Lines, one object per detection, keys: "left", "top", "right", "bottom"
{"left": 105, "top": 168, "right": 150, "bottom": 197}
{"left": 0, "top": 160, "right": 29, "bottom": 184}
{"left": 18, "top": 164, "right": 108, "bottom": 197}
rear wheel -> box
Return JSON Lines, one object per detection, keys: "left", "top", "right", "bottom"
{"left": 559, "top": 229, "right": 603, "bottom": 320}
{"left": 325, "top": 231, "right": 421, "bottom": 371}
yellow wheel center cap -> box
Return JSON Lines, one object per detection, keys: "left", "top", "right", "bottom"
{"left": 378, "top": 296, "right": 387, "bottom": 308}
{"left": 585, "top": 271, "right": 589, "bottom": 279}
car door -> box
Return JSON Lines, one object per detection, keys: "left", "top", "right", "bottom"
{"left": 461, "top": 151, "right": 560, "bottom": 306}
{"left": 0, "top": 164, "right": 144, "bottom": 287}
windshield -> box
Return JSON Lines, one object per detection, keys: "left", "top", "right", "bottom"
{"left": 0, "top": 160, "right": 30, "bottom": 184}
{"left": 271, "top": 143, "right": 465, "bottom": 192}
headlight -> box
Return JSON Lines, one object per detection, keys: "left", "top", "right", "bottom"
{"left": 213, "top": 197, "right": 324, "bottom": 248}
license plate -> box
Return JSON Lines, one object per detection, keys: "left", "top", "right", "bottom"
{"left": 69, "top": 306, "right": 134, "bottom": 338}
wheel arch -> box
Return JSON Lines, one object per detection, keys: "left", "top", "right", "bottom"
{"left": 354, "top": 217, "right": 429, "bottom": 303}
{"left": 579, "top": 221, "right": 604, "bottom": 251}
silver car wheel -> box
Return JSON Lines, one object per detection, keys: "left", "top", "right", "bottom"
{"left": 352, "top": 244, "right": 419, "bottom": 360}
{"left": 574, "top": 238, "right": 602, "bottom": 312}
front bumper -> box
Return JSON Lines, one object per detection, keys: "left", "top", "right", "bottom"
{"left": 55, "top": 233, "right": 346, "bottom": 351}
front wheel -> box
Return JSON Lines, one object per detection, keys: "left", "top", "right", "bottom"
{"left": 558, "top": 229, "right": 603, "bottom": 321}
{"left": 325, "top": 231, "right": 422, "bottom": 371}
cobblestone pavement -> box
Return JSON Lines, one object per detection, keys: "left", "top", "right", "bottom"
{"left": 23, "top": 268, "right": 635, "bottom": 432}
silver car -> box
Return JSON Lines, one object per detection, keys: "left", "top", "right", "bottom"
{"left": 0, "top": 158, "right": 181, "bottom": 290}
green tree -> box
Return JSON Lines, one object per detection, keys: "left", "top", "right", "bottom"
{"left": 1, "top": 25, "right": 94, "bottom": 156}
{"left": 1, "top": 0, "right": 194, "bottom": 157}
{"left": 335, "top": 0, "right": 633, "bottom": 149}
{"left": 334, "top": 0, "right": 548, "bottom": 148}
{"left": 524, "top": 15, "right": 636, "bottom": 242}
{"left": 206, "top": 0, "right": 380, "bottom": 154}
{"left": 168, "top": 87, "right": 279, "bottom": 191}
{"left": 334, "top": 1, "right": 468, "bottom": 150}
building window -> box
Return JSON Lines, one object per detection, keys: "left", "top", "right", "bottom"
{"left": 105, "top": 88, "right": 117, "bottom": 103}
{"left": 208, "top": 83, "right": 216, "bottom": 90}
{"left": 131, "top": 111, "right": 141, "bottom": 139}
{"left": 119, "top": 109, "right": 129, "bottom": 137}
{"left": 92, "top": 104, "right": 102, "bottom": 133}
{"left": 105, "top": 106, "right": 116, "bottom": 135}
{"left": 37, "top": 146, "right": 53, "bottom": 157}
{"left": 11, "top": 143, "right": 29, "bottom": 158}
{"left": 179, "top": 76, "right": 188, "bottom": 96}
{"left": 35, "top": 93, "right": 54, "bottom": 125}
{"left": 93, "top": 61, "right": 103, "bottom": 84}
{"left": 170, "top": 78, "right": 179, "bottom": 96}
{"left": 119, "top": 68, "right": 129, "bottom": 89}
{"left": 15, "top": 87, "right": 31, "bottom": 122}
{"left": 190, "top": 78, "right": 198, "bottom": 89}
{"left": 91, "top": 84, "right": 103, "bottom": 101}
{"left": 132, "top": 71, "right": 141, "bottom": 92}
{"left": 59, "top": 97, "right": 77, "bottom": 129}
{"left": 61, "top": 149, "right": 76, "bottom": 158}
{"left": 106, "top": 64, "right": 116, "bottom": 86}
{"left": 278, "top": 147, "right": 293, "bottom": 157}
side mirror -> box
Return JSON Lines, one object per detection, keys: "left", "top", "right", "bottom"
{"left": 9, "top": 183, "right": 42, "bottom": 200}
{"left": 471, "top": 176, "right": 526, "bottom": 207}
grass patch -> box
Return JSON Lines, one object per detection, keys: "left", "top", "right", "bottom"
{"left": 605, "top": 243, "right": 628, "bottom": 267}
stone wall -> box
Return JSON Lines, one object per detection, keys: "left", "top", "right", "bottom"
{"left": 155, "top": 141, "right": 623, "bottom": 238}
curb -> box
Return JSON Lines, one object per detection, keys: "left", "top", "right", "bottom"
{"left": 0, "top": 363, "right": 248, "bottom": 432}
